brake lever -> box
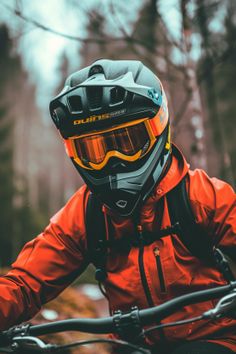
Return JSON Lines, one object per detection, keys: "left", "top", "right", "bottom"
{"left": 11, "top": 336, "right": 57, "bottom": 352}
{"left": 203, "top": 290, "right": 236, "bottom": 319}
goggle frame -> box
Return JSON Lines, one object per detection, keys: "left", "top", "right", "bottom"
{"left": 64, "top": 117, "right": 157, "bottom": 170}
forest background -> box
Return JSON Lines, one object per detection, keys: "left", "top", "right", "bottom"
{"left": 0, "top": 0, "right": 235, "bottom": 279}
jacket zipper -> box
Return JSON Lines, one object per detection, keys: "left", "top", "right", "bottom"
{"left": 153, "top": 246, "right": 166, "bottom": 293}
{"left": 138, "top": 244, "right": 155, "bottom": 307}
{"left": 137, "top": 224, "right": 166, "bottom": 342}
{"left": 137, "top": 224, "right": 155, "bottom": 307}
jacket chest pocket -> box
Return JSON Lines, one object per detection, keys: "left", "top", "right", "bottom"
{"left": 147, "top": 237, "right": 193, "bottom": 298}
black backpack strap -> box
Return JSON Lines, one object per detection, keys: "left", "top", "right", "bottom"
{"left": 166, "top": 174, "right": 214, "bottom": 262}
{"left": 85, "top": 192, "right": 108, "bottom": 281}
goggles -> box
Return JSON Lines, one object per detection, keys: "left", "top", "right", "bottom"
{"left": 64, "top": 112, "right": 168, "bottom": 171}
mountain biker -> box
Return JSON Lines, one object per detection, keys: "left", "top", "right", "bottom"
{"left": 0, "top": 59, "right": 235, "bottom": 354}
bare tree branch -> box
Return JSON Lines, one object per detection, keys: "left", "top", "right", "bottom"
{"left": 0, "top": 2, "right": 166, "bottom": 50}
{"left": 12, "top": 26, "right": 38, "bottom": 41}
{"left": 1, "top": 2, "right": 108, "bottom": 43}
{"left": 109, "top": 0, "right": 130, "bottom": 37}
{"left": 0, "top": 0, "right": 186, "bottom": 71}
{"left": 1, "top": 0, "right": 192, "bottom": 118}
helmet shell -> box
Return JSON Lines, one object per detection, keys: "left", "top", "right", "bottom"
{"left": 50, "top": 59, "right": 171, "bottom": 216}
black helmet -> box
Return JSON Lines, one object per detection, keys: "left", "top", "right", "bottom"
{"left": 49, "top": 59, "right": 171, "bottom": 216}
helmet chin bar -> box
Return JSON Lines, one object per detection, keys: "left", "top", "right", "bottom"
{"left": 72, "top": 126, "right": 170, "bottom": 217}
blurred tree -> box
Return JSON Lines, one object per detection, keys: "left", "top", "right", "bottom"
{"left": 0, "top": 104, "right": 14, "bottom": 267}
{"left": 1, "top": 0, "right": 235, "bottom": 231}
{"left": 195, "top": 0, "right": 235, "bottom": 185}
{"left": 80, "top": 0, "right": 211, "bottom": 171}
{"left": 127, "top": 0, "right": 160, "bottom": 69}
{"left": 0, "top": 25, "right": 48, "bottom": 266}
{"left": 179, "top": 0, "right": 208, "bottom": 170}
{"left": 213, "top": 0, "right": 236, "bottom": 185}
{"left": 0, "top": 26, "right": 16, "bottom": 266}
{"left": 80, "top": 8, "right": 108, "bottom": 63}
{"left": 64, "top": 0, "right": 235, "bottom": 184}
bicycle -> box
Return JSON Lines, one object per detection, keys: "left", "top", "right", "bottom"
{"left": 0, "top": 280, "right": 236, "bottom": 353}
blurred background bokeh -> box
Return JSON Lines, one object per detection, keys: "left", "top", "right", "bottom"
{"left": 0, "top": 0, "right": 236, "bottom": 351}
{"left": 1, "top": 0, "right": 236, "bottom": 266}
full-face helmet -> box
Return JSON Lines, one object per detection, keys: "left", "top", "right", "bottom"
{"left": 50, "top": 59, "right": 171, "bottom": 216}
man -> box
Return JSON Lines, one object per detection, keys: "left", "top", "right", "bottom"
{"left": 0, "top": 59, "right": 235, "bottom": 353}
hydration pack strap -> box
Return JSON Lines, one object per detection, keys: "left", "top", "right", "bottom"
{"left": 85, "top": 192, "right": 178, "bottom": 282}
{"left": 85, "top": 192, "right": 107, "bottom": 281}
{"left": 85, "top": 177, "right": 235, "bottom": 282}
{"left": 166, "top": 175, "right": 236, "bottom": 281}
{"left": 166, "top": 175, "right": 215, "bottom": 262}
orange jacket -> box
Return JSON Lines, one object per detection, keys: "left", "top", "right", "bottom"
{"left": 0, "top": 146, "right": 236, "bottom": 351}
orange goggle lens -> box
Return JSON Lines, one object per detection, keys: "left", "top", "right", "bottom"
{"left": 74, "top": 122, "right": 150, "bottom": 165}
{"left": 64, "top": 114, "right": 168, "bottom": 170}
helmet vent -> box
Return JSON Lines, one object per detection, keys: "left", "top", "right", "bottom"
{"left": 86, "top": 86, "right": 103, "bottom": 109}
{"left": 67, "top": 95, "right": 83, "bottom": 113}
{"left": 110, "top": 87, "right": 125, "bottom": 105}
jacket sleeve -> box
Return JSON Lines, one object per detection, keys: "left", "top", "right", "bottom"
{"left": 0, "top": 185, "right": 90, "bottom": 331}
{"left": 188, "top": 169, "right": 236, "bottom": 258}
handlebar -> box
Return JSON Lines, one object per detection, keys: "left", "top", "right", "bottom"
{"left": 1, "top": 281, "right": 236, "bottom": 352}
{"left": 13, "top": 281, "right": 236, "bottom": 336}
